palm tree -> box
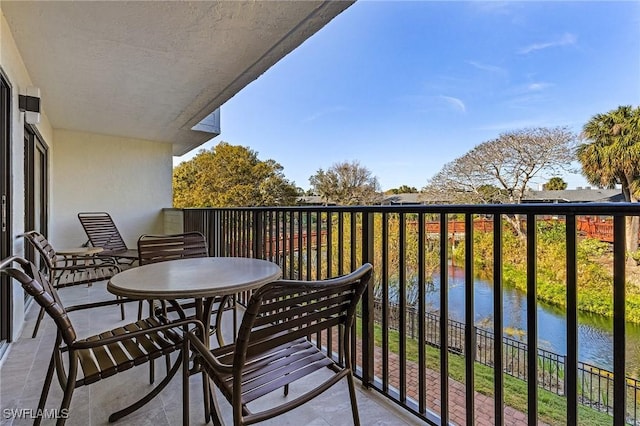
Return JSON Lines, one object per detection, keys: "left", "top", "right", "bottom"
{"left": 577, "top": 105, "right": 640, "bottom": 253}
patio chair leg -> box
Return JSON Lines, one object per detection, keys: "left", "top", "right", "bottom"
{"left": 149, "top": 358, "right": 155, "bottom": 385}
{"left": 214, "top": 295, "right": 229, "bottom": 346}
{"left": 34, "top": 351, "right": 56, "bottom": 426}
{"left": 56, "top": 354, "right": 78, "bottom": 426}
{"left": 32, "top": 306, "right": 45, "bottom": 338}
{"left": 109, "top": 352, "right": 183, "bottom": 423}
{"left": 346, "top": 373, "right": 360, "bottom": 426}
{"left": 182, "top": 340, "right": 190, "bottom": 426}
{"left": 119, "top": 296, "right": 125, "bottom": 320}
{"left": 203, "top": 369, "right": 211, "bottom": 422}
{"left": 209, "top": 383, "right": 223, "bottom": 426}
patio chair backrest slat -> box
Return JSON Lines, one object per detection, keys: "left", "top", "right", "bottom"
{"left": 137, "top": 232, "right": 208, "bottom": 265}
{"left": 1, "top": 256, "right": 76, "bottom": 344}
{"left": 78, "top": 212, "right": 128, "bottom": 252}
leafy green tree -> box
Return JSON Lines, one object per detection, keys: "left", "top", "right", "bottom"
{"left": 577, "top": 105, "right": 640, "bottom": 253}
{"left": 309, "top": 161, "right": 382, "bottom": 205}
{"left": 173, "top": 142, "right": 300, "bottom": 207}
{"left": 543, "top": 177, "right": 568, "bottom": 190}
{"left": 386, "top": 185, "right": 418, "bottom": 194}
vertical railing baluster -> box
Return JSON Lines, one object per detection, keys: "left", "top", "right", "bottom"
{"left": 338, "top": 211, "right": 344, "bottom": 365}
{"left": 268, "top": 210, "right": 274, "bottom": 262}
{"left": 327, "top": 211, "right": 333, "bottom": 278}
{"left": 316, "top": 210, "right": 322, "bottom": 280}
{"left": 527, "top": 214, "right": 538, "bottom": 424}
{"left": 440, "top": 213, "right": 449, "bottom": 424}
{"left": 493, "top": 214, "right": 504, "bottom": 426}
{"left": 566, "top": 215, "right": 578, "bottom": 424}
{"left": 382, "top": 212, "right": 389, "bottom": 393}
{"left": 289, "top": 210, "right": 295, "bottom": 279}
{"left": 222, "top": 210, "right": 228, "bottom": 256}
{"left": 399, "top": 212, "right": 407, "bottom": 403}
{"left": 362, "top": 211, "right": 375, "bottom": 388}
{"left": 284, "top": 210, "right": 289, "bottom": 275}
{"left": 465, "top": 213, "right": 475, "bottom": 426}
{"left": 297, "top": 211, "right": 303, "bottom": 279}
{"left": 252, "top": 210, "right": 263, "bottom": 259}
{"left": 350, "top": 212, "right": 357, "bottom": 272}
{"left": 326, "top": 210, "right": 333, "bottom": 359}
{"left": 613, "top": 214, "right": 626, "bottom": 425}
{"left": 418, "top": 212, "right": 427, "bottom": 415}
{"left": 306, "top": 210, "right": 312, "bottom": 280}
{"left": 338, "top": 211, "right": 344, "bottom": 276}
{"left": 232, "top": 210, "right": 238, "bottom": 256}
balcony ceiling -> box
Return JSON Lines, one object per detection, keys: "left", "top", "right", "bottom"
{"left": 2, "top": 1, "right": 352, "bottom": 155}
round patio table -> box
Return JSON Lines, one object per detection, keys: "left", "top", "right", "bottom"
{"left": 107, "top": 256, "right": 282, "bottom": 420}
{"left": 108, "top": 257, "right": 282, "bottom": 344}
{"left": 108, "top": 256, "right": 281, "bottom": 300}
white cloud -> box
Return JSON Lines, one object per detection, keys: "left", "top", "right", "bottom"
{"left": 439, "top": 95, "right": 466, "bottom": 113}
{"left": 527, "top": 82, "right": 553, "bottom": 91}
{"left": 467, "top": 60, "right": 507, "bottom": 75}
{"left": 518, "top": 33, "right": 577, "bottom": 54}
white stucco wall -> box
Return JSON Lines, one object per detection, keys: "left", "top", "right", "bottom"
{"left": 1, "top": 9, "right": 54, "bottom": 340}
{"left": 51, "top": 129, "right": 173, "bottom": 249}
{"left": 2, "top": 6, "right": 175, "bottom": 344}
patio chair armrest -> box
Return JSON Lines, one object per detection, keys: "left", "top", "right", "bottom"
{"left": 70, "top": 318, "right": 205, "bottom": 349}
{"left": 65, "top": 298, "right": 139, "bottom": 312}
{"left": 186, "top": 329, "right": 233, "bottom": 374}
{"left": 52, "top": 261, "right": 120, "bottom": 272}
{"left": 57, "top": 253, "right": 99, "bottom": 262}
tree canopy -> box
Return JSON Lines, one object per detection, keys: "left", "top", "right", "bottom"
{"left": 173, "top": 142, "right": 300, "bottom": 208}
{"left": 422, "top": 127, "right": 576, "bottom": 205}
{"left": 309, "top": 161, "right": 382, "bottom": 205}
{"left": 577, "top": 105, "right": 640, "bottom": 202}
{"left": 421, "top": 126, "right": 576, "bottom": 235}
{"left": 543, "top": 177, "right": 568, "bottom": 190}
{"left": 386, "top": 185, "right": 418, "bottom": 194}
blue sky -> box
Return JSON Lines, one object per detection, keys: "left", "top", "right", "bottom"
{"left": 174, "top": 1, "right": 640, "bottom": 192}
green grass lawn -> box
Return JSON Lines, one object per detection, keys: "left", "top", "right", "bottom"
{"left": 357, "top": 319, "right": 614, "bottom": 425}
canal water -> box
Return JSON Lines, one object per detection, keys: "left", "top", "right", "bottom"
{"left": 426, "top": 265, "right": 640, "bottom": 378}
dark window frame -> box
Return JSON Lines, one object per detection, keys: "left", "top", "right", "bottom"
{"left": 0, "top": 69, "right": 12, "bottom": 347}
{"left": 24, "top": 126, "right": 48, "bottom": 305}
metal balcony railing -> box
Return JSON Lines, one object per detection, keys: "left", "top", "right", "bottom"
{"left": 181, "top": 203, "right": 640, "bottom": 425}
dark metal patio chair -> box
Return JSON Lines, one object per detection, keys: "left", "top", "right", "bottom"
{"left": 137, "top": 231, "right": 209, "bottom": 320}
{"left": 20, "top": 230, "right": 122, "bottom": 338}
{"left": 77, "top": 212, "right": 138, "bottom": 267}
{"left": 183, "top": 263, "right": 373, "bottom": 426}
{"left": 137, "top": 232, "right": 232, "bottom": 365}
{"left": 0, "top": 255, "right": 203, "bottom": 426}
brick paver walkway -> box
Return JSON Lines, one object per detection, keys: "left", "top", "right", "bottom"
{"left": 322, "top": 330, "right": 549, "bottom": 425}
{"left": 369, "top": 342, "right": 544, "bottom": 426}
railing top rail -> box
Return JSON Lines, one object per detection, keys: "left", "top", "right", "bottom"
{"left": 182, "top": 202, "right": 640, "bottom": 216}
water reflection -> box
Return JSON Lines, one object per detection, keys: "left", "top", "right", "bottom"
{"left": 426, "top": 266, "right": 640, "bottom": 374}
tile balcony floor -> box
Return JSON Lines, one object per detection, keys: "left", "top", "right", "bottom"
{"left": 0, "top": 282, "right": 425, "bottom": 426}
